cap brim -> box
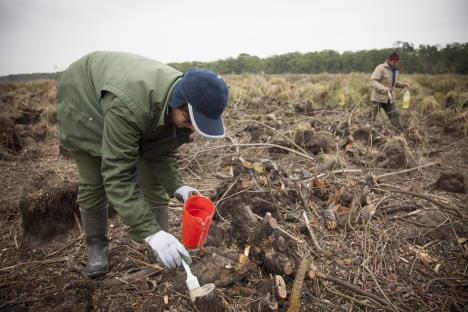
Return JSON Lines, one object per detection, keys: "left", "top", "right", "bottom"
{"left": 188, "top": 103, "right": 225, "bottom": 139}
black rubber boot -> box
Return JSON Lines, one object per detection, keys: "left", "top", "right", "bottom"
{"left": 147, "top": 205, "right": 169, "bottom": 263}
{"left": 152, "top": 205, "right": 169, "bottom": 232}
{"left": 80, "top": 206, "right": 109, "bottom": 278}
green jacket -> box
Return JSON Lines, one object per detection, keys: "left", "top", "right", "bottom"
{"left": 370, "top": 60, "right": 406, "bottom": 103}
{"left": 56, "top": 51, "right": 187, "bottom": 240}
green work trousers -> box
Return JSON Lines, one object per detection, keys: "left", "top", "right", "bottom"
{"left": 370, "top": 101, "right": 404, "bottom": 132}
{"left": 71, "top": 152, "right": 170, "bottom": 212}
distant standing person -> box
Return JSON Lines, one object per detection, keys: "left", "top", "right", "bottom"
{"left": 369, "top": 51, "right": 410, "bottom": 132}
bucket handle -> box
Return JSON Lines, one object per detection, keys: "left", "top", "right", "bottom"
{"left": 196, "top": 219, "right": 206, "bottom": 249}
{"left": 195, "top": 214, "right": 214, "bottom": 249}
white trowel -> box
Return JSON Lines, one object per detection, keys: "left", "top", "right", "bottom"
{"left": 181, "top": 259, "right": 216, "bottom": 302}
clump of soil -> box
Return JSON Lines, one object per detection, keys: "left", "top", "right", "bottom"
{"left": 0, "top": 116, "right": 22, "bottom": 153}
{"left": 435, "top": 172, "right": 466, "bottom": 193}
{"left": 294, "top": 100, "right": 316, "bottom": 115}
{"left": 352, "top": 126, "right": 383, "bottom": 145}
{"left": 243, "top": 124, "right": 264, "bottom": 142}
{"left": 268, "top": 138, "right": 293, "bottom": 155}
{"left": 375, "top": 137, "right": 415, "bottom": 169}
{"left": 294, "top": 129, "right": 334, "bottom": 154}
{"left": 314, "top": 153, "right": 347, "bottom": 174}
{"left": 20, "top": 170, "right": 79, "bottom": 241}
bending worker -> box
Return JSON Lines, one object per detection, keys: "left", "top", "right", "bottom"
{"left": 369, "top": 51, "right": 410, "bottom": 132}
{"left": 56, "top": 51, "right": 229, "bottom": 277}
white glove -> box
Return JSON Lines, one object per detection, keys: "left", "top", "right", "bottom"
{"left": 174, "top": 186, "right": 199, "bottom": 203}
{"left": 145, "top": 230, "right": 191, "bottom": 269}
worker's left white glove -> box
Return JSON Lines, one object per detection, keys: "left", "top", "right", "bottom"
{"left": 174, "top": 186, "right": 199, "bottom": 203}
{"left": 145, "top": 230, "right": 191, "bottom": 269}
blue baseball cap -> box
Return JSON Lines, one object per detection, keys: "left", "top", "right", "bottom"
{"left": 169, "top": 68, "right": 229, "bottom": 138}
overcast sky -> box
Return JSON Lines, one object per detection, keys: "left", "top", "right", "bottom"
{"left": 1, "top": 0, "right": 467, "bottom": 75}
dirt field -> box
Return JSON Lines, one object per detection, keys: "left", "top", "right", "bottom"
{"left": 0, "top": 75, "right": 467, "bottom": 311}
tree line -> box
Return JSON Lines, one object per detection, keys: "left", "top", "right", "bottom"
{"left": 1, "top": 42, "right": 467, "bottom": 81}
{"left": 169, "top": 42, "right": 468, "bottom": 75}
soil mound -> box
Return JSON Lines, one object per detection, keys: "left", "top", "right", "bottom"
{"left": 375, "top": 137, "right": 415, "bottom": 169}
{"left": 435, "top": 172, "right": 466, "bottom": 193}
{"left": 20, "top": 170, "right": 79, "bottom": 241}
{"left": 294, "top": 130, "right": 334, "bottom": 154}
{"left": 0, "top": 116, "right": 22, "bottom": 154}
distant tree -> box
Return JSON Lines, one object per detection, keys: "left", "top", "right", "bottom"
{"left": 393, "top": 41, "right": 415, "bottom": 52}
{"left": 3, "top": 43, "right": 468, "bottom": 80}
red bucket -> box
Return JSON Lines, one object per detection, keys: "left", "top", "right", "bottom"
{"left": 181, "top": 195, "right": 215, "bottom": 249}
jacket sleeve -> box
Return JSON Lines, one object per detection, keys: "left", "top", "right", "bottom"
{"left": 101, "top": 93, "right": 160, "bottom": 241}
{"left": 151, "top": 150, "right": 183, "bottom": 196}
{"left": 370, "top": 65, "right": 386, "bottom": 91}
{"left": 395, "top": 80, "right": 406, "bottom": 88}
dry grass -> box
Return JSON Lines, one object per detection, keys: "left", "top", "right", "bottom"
{"left": 225, "top": 73, "right": 467, "bottom": 104}
{"left": 0, "top": 80, "right": 57, "bottom": 138}
{"left": 224, "top": 73, "right": 468, "bottom": 136}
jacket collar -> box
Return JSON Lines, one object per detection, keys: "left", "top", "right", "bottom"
{"left": 384, "top": 60, "right": 398, "bottom": 70}
{"left": 142, "top": 76, "right": 182, "bottom": 138}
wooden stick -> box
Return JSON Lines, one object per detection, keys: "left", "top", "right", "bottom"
{"left": 46, "top": 233, "right": 84, "bottom": 258}
{"left": 287, "top": 257, "right": 312, "bottom": 312}
{"left": 377, "top": 184, "right": 463, "bottom": 219}
{"left": 235, "top": 119, "right": 309, "bottom": 154}
{"left": 376, "top": 162, "right": 439, "bottom": 179}
{"left": 183, "top": 143, "right": 316, "bottom": 162}
{"left": 388, "top": 209, "right": 425, "bottom": 220}
{"left": 252, "top": 212, "right": 305, "bottom": 243}
{"left": 324, "top": 284, "right": 389, "bottom": 311}
{"left": 0, "top": 257, "right": 67, "bottom": 272}
{"left": 318, "top": 274, "right": 395, "bottom": 309}
{"left": 102, "top": 267, "right": 162, "bottom": 289}
{"left": 302, "top": 212, "right": 323, "bottom": 252}
{"left": 212, "top": 177, "right": 240, "bottom": 224}
{"left": 363, "top": 265, "right": 400, "bottom": 312}
{"left": 315, "top": 169, "right": 362, "bottom": 178}
{"left": 73, "top": 212, "right": 83, "bottom": 235}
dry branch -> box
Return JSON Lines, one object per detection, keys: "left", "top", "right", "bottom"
{"left": 46, "top": 234, "right": 84, "bottom": 258}
{"left": 376, "top": 161, "right": 439, "bottom": 180}
{"left": 287, "top": 257, "right": 312, "bottom": 312}
{"left": 0, "top": 257, "right": 68, "bottom": 272}
{"left": 317, "top": 274, "right": 397, "bottom": 311}
{"left": 377, "top": 184, "right": 463, "bottom": 219}
{"left": 302, "top": 211, "right": 323, "bottom": 252}
{"left": 203, "top": 246, "right": 248, "bottom": 263}
{"left": 252, "top": 212, "right": 305, "bottom": 243}
{"left": 102, "top": 267, "right": 162, "bottom": 289}
{"left": 184, "top": 143, "right": 316, "bottom": 162}
{"left": 237, "top": 119, "right": 309, "bottom": 154}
